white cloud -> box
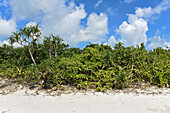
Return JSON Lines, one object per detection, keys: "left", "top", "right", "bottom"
{"left": 12, "top": 42, "right": 22, "bottom": 48}
{"left": 116, "top": 0, "right": 170, "bottom": 47}
{"left": 70, "top": 13, "right": 108, "bottom": 46}
{"left": 41, "top": 3, "right": 87, "bottom": 46}
{"left": 133, "top": 0, "right": 170, "bottom": 20}
{"left": 26, "top": 21, "right": 37, "bottom": 27}
{"left": 125, "top": 0, "right": 135, "bottom": 3}
{"left": 9, "top": 0, "right": 108, "bottom": 46}
{"left": 25, "top": 21, "right": 42, "bottom": 40}
{"left": 134, "top": 7, "right": 153, "bottom": 19}
{"left": 106, "top": 35, "right": 117, "bottom": 47}
{"left": 116, "top": 17, "right": 148, "bottom": 47}
{"left": 148, "top": 36, "right": 170, "bottom": 50}
{"left": 0, "top": 40, "right": 9, "bottom": 46}
{"left": 103, "top": 35, "right": 117, "bottom": 48}
{"left": 0, "top": 40, "right": 22, "bottom": 48}
{"left": 120, "top": 0, "right": 135, "bottom": 4}
{"left": 94, "top": 0, "right": 103, "bottom": 8}
{"left": 154, "top": 0, "right": 170, "bottom": 14}
{"left": 0, "top": 17, "right": 16, "bottom": 38}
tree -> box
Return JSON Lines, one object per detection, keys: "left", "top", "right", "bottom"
{"left": 0, "top": 44, "right": 13, "bottom": 63}
{"left": 8, "top": 24, "right": 41, "bottom": 65}
{"left": 43, "top": 34, "right": 68, "bottom": 58}
{"left": 51, "top": 35, "right": 64, "bottom": 57}
{"left": 43, "top": 36, "right": 52, "bottom": 59}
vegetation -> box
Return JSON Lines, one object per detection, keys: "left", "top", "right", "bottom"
{"left": 0, "top": 24, "right": 169, "bottom": 91}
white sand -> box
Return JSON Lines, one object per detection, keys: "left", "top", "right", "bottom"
{"left": 0, "top": 88, "right": 170, "bottom": 113}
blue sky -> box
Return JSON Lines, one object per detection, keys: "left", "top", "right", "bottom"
{"left": 0, "top": 0, "right": 170, "bottom": 50}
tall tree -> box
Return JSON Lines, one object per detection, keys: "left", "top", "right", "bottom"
{"left": 51, "top": 35, "right": 64, "bottom": 57}
{"left": 43, "top": 36, "right": 52, "bottom": 58}
{"left": 8, "top": 24, "right": 41, "bottom": 65}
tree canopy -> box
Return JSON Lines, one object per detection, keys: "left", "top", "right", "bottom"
{"left": 0, "top": 24, "right": 169, "bottom": 91}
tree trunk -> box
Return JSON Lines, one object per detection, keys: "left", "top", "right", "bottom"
{"left": 36, "top": 70, "right": 49, "bottom": 89}
{"left": 131, "top": 46, "right": 134, "bottom": 73}
{"left": 49, "top": 45, "right": 51, "bottom": 59}
{"left": 28, "top": 47, "right": 36, "bottom": 65}
{"left": 54, "top": 45, "right": 57, "bottom": 57}
{"left": 132, "top": 55, "right": 134, "bottom": 71}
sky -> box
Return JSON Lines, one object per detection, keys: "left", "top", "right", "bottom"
{"left": 0, "top": 0, "right": 170, "bottom": 50}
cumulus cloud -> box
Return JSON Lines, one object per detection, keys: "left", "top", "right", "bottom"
{"left": 9, "top": 0, "right": 108, "bottom": 46}
{"left": 26, "top": 21, "right": 37, "bottom": 27}
{"left": 116, "top": 16, "right": 148, "bottom": 47}
{"left": 94, "top": 0, "right": 103, "bottom": 8}
{"left": 0, "top": 40, "right": 10, "bottom": 46}
{"left": 42, "top": 4, "right": 87, "bottom": 45}
{"left": 0, "top": 17, "right": 16, "bottom": 38}
{"left": 133, "top": 7, "right": 153, "bottom": 19}
{"left": 147, "top": 36, "right": 170, "bottom": 50}
{"left": 0, "top": 40, "right": 22, "bottom": 48}
{"left": 116, "top": 0, "right": 170, "bottom": 47}
{"left": 105, "top": 35, "right": 117, "bottom": 47}
{"left": 69, "top": 13, "right": 108, "bottom": 45}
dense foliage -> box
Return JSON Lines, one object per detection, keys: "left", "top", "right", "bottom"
{"left": 0, "top": 25, "right": 169, "bottom": 91}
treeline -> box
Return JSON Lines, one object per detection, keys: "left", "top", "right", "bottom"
{"left": 0, "top": 25, "right": 169, "bottom": 91}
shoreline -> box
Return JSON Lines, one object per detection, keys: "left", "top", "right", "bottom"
{"left": 1, "top": 87, "right": 170, "bottom": 113}
{"left": 1, "top": 79, "right": 170, "bottom": 113}
{"left": 0, "top": 78, "right": 170, "bottom": 96}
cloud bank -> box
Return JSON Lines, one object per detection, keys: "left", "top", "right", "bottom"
{"left": 148, "top": 36, "right": 170, "bottom": 50}
{"left": 0, "top": 17, "right": 16, "bottom": 38}
{"left": 115, "top": 0, "right": 170, "bottom": 48}
{"left": 0, "top": 0, "right": 169, "bottom": 50}
{"left": 9, "top": 0, "right": 108, "bottom": 46}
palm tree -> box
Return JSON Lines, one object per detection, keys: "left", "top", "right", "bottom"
{"left": 43, "top": 36, "right": 52, "bottom": 58}
{"left": 51, "top": 35, "right": 63, "bottom": 57}
{"left": 8, "top": 24, "right": 41, "bottom": 65}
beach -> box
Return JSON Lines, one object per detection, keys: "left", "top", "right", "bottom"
{"left": 0, "top": 84, "right": 170, "bottom": 113}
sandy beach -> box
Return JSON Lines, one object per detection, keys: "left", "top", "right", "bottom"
{"left": 0, "top": 84, "right": 170, "bottom": 113}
